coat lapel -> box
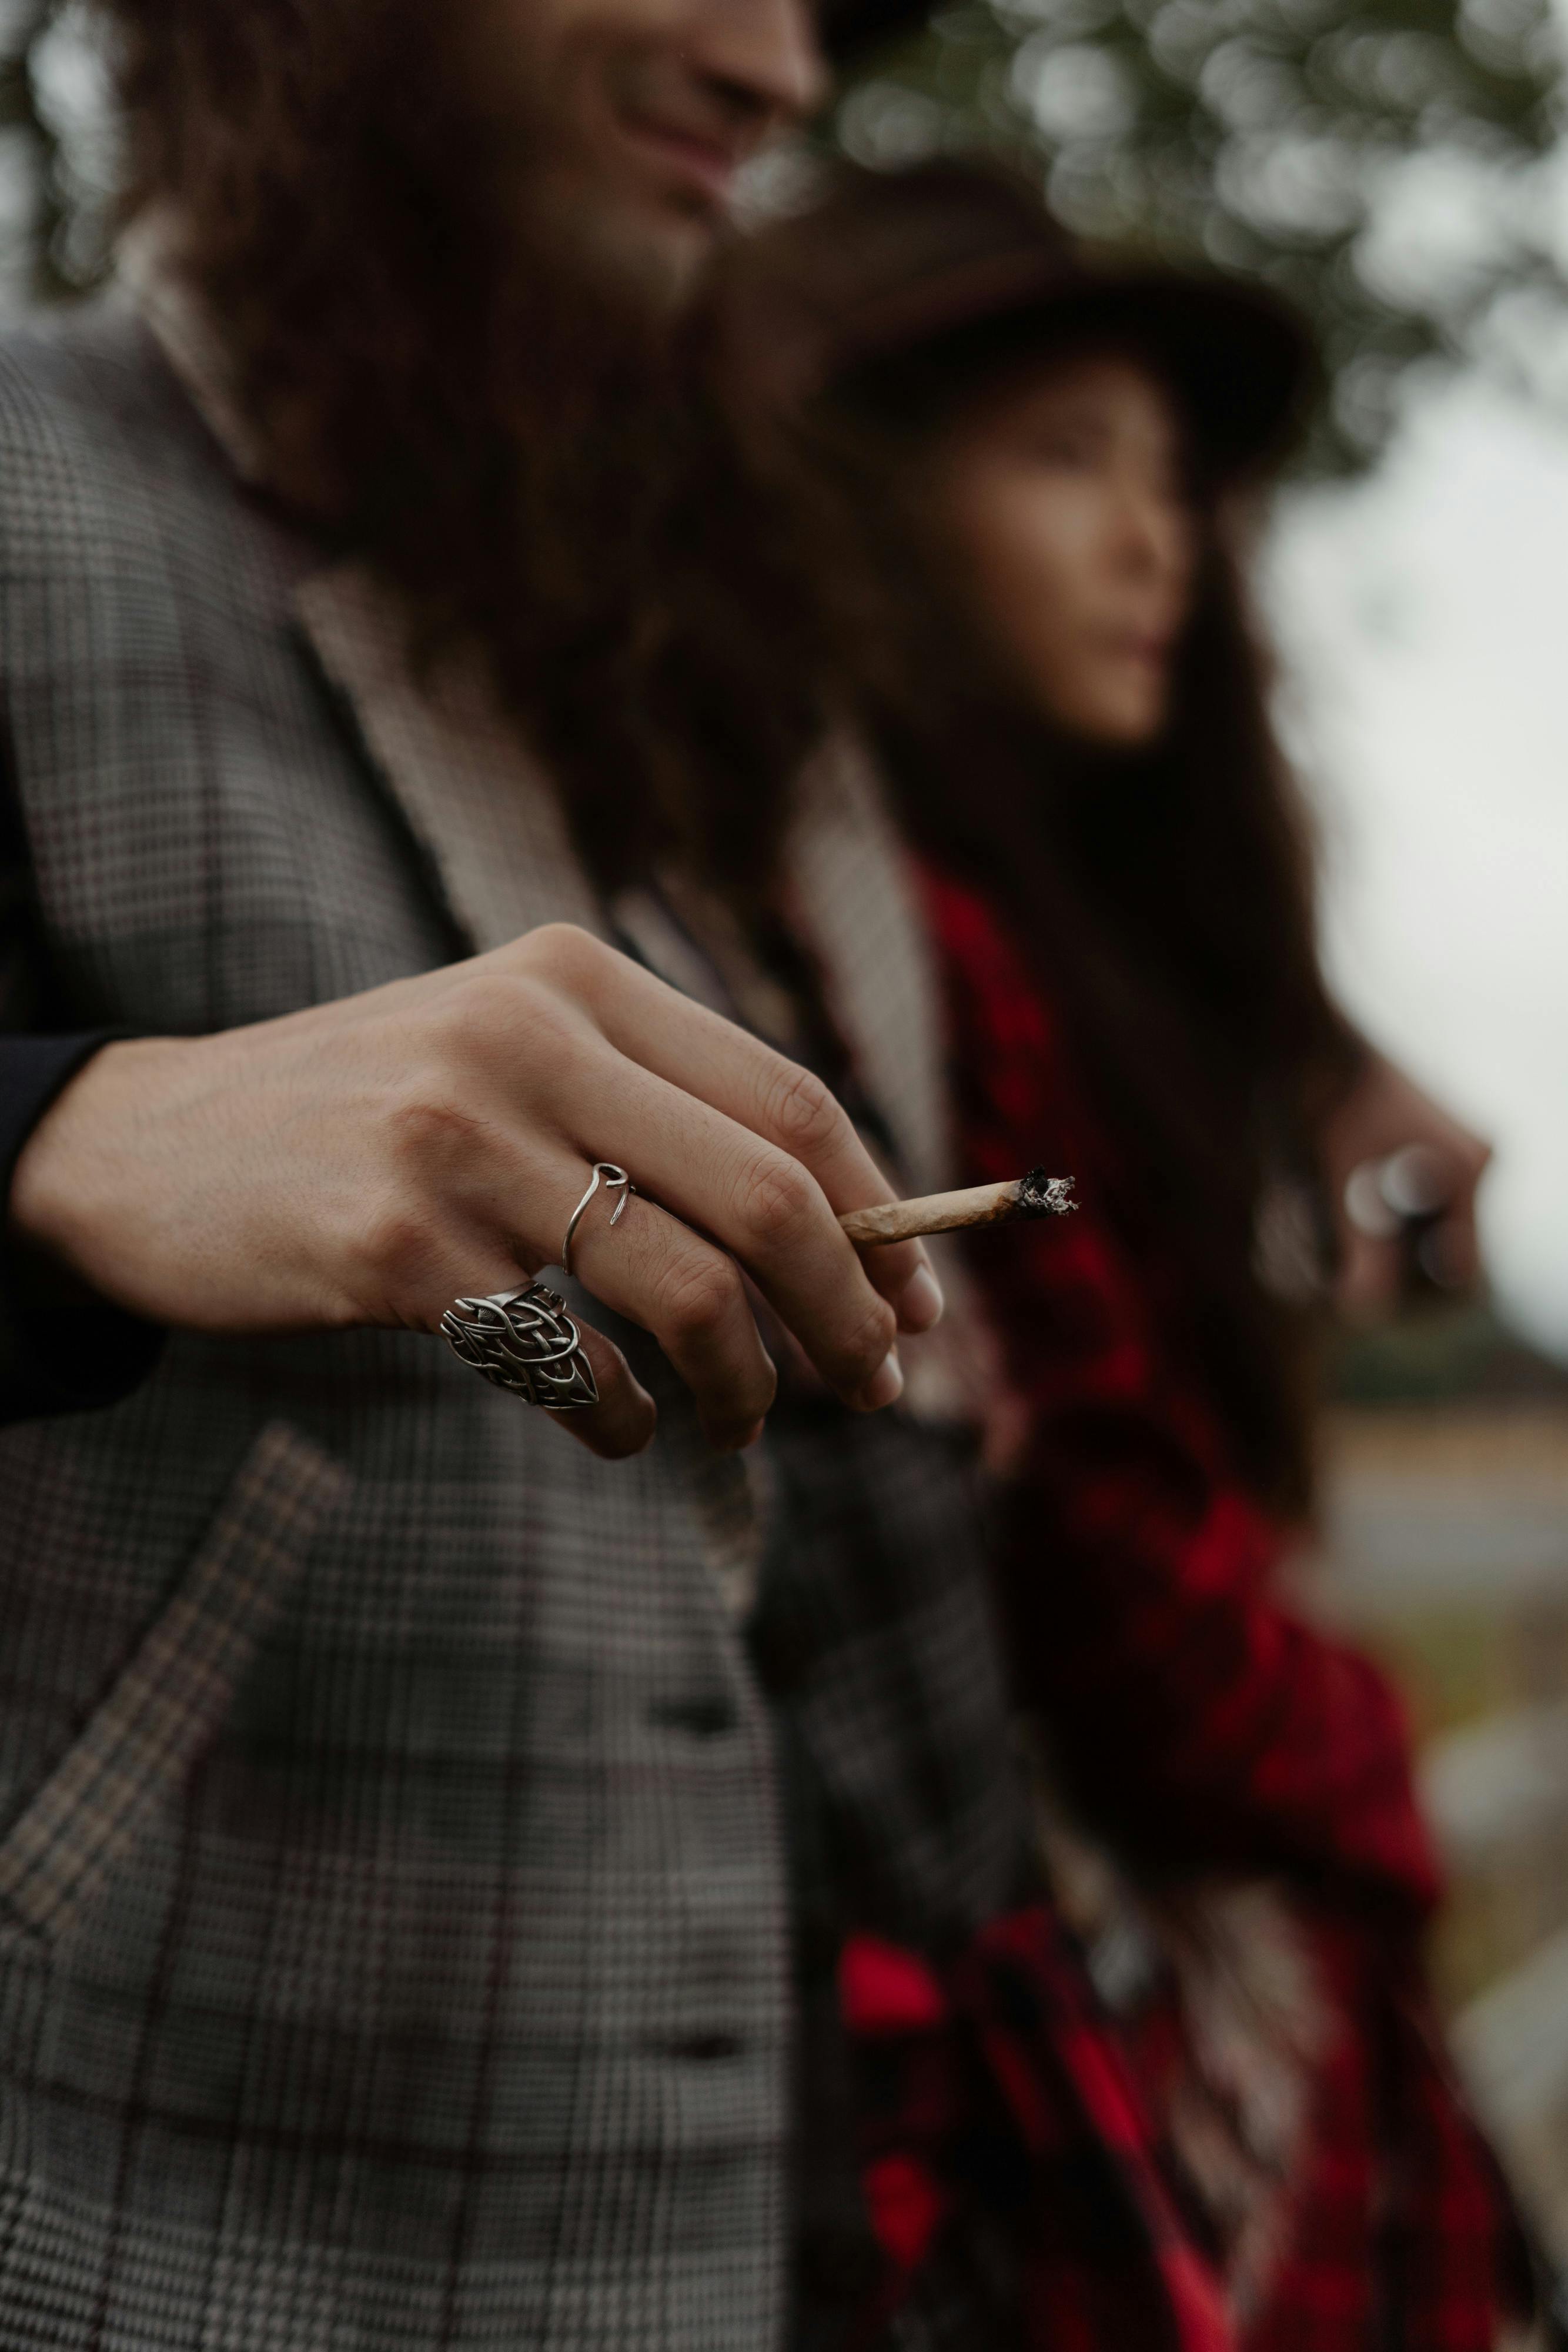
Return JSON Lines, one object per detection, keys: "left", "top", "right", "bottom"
{"left": 128, "top": 242, "right": 602, "bottom": 961}
{"left": 296, "top": 562, "right": 603, "bottom": 957}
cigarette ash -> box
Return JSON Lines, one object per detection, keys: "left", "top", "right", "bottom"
{"left": 1019, "top": 1169, "right": 1076, "bottom": 1219}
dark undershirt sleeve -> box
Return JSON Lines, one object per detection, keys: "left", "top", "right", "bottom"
{"left": 0, "top": 1037, "right": 166, "bottom": 1427}
{"left": 0, "top": 744, "right": 166, "bottom": 1425}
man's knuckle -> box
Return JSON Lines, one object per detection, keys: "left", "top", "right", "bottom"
{"left": 517, "top": 922, "right": 604, "bottom": 993}
{"left": 457, "top": 968, "right": 585, "bottom": 1077}
{"left": 359, "top": 1197, "right": 446, "bottom": 1302}
{"left": 379, "top": 1082, "right": 453, "bottom": 1162}
{"left": 842, "top": 1295, "right": 897, "bottom": 1374}
{"left": 415, "top": 973, "right": 524, "bottom": 1061}
{"left": 382, "top": 1080, "right": 486, "bottom": 1171}
{"left": 518, "top": 994, "right": 579, "bottom": 1080}
{"left": 766, "top": 1063, "right": 842, "bottom": 1160}
{"left": 743, "top": 1158, "right": 816, "bottom": 1250}
{"left": 658, "top": 1252, "right": 743, "bottom": 1344}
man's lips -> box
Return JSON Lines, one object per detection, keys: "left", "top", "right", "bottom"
{"left": 616, "top": 109, "right": 747, "bottom": 208}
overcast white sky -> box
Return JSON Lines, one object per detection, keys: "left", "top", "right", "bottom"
{"left": 1265, "top": 378, "right": 1568, "bottom": 1359}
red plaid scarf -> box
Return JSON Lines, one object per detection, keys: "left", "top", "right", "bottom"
{"left": 842, "top": 1906, "right": 1233, "bottom": 2352}
{"left": 837, "top": 866, "right": 1537, "bottom": 2350}
{"left": 1245, "top": 1916, "right": 1534, "bottom": 2352}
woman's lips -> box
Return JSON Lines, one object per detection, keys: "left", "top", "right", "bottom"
{"left": 617, "top": 111, "right": 743, "bottom": 208}
{"left": 1102, "top": 623, "right": 1181, "bottom": 666}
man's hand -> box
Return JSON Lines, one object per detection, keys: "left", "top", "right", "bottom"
{"left": 8, "top": 926, "right": 943, "bottom": 1460}
{"left": 1320, "top": 1049, "right": 1492, "bottom": 1318}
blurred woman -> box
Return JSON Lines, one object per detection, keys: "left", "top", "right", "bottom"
{"left": 716, "top": 161, "right": 1532, "bottom": 2349}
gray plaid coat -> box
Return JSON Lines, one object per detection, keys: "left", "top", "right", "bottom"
{"left": 0, "top": 295, "right": 1035, "bottom": 2350}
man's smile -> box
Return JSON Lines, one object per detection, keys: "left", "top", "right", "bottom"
{"left": 614, "top": 102, "right": 750, "bottom": 208}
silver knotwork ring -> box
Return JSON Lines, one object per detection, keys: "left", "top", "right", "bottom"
{"left": 439, "top": 1282, "right": 600, "bottom": 1411}
{"left": 561, "top": 1162, "right": 635, "bottom": 1280}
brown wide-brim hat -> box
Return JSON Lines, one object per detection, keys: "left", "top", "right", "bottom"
{"left": 717, "top": 159, "right": 1316, "bottom": 480}
{"left": 820, "top": 0, "right": 932, "bottom": 56}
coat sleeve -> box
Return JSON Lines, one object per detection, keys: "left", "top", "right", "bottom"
{"left": 922, "top": 863, "right": 1440, "bottom": 1920}
{"left": 0, "top": 738, "right": 165, "bottom": 1426}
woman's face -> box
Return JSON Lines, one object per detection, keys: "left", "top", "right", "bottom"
{"left": 933, "top": 352, "right": 1199, "bottom": 747}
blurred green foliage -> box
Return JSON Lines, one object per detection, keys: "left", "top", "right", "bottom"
{"left": 1, "top": 0, "right": 1564, "bottom": 466}
{"left": 1329, "top": 1299, "right": 1568, "bottom": 1401}
{"left": 831, "top": 0, "right": 1567, "bottom": 465}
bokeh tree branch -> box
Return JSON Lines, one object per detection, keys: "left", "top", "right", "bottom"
{"left": 831, "top": 0, "right": 1567, "bottom": 466}
{"left": 0, "top": 0, "right": 1563, "bottom": 467}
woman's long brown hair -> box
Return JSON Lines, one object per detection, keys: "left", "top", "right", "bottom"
{"left": 781, "top": 330, "right": 1360, "bottom": 1512}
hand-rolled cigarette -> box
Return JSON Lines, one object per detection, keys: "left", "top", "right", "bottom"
{"left": 840, "top": 1168, "right": 1076, "bottom": 1248}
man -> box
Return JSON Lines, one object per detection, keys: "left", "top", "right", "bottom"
{"left": 0, "top": 3, "right": 998, "bottom": 2346}
{"left": 2, "top": 0, "right": 942, "bottom": 1440}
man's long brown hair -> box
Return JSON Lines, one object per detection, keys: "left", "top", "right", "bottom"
{"left": 99, "top": 0, "right": 830, "bottom": 904}
{"left": 774, "top": 326, "right": 1360, "bottom": 1511}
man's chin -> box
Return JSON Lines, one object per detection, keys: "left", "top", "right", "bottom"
{"left": 535, "top": 181, "right": 722, "bottom": 316}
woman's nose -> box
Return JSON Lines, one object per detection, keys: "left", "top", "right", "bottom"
{"left": 1116, "top": 485, "right": 1194, "bottom": 589}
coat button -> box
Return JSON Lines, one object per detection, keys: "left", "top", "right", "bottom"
{"left": 647, "top": 1694, "right": 738, "bottom": 1738}
{"left": 661, "top": 2033, "right": 743, "bottom": 2064}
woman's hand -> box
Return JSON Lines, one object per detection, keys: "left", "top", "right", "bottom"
{"left": 1321, "top": 1048, "right": 1492, "bottom": 1317}
{"left": 8, "top": 925, "right": 943, "bottom": 1459}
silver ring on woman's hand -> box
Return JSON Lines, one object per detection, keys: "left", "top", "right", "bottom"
{"left": 562, "top": 1162, "right": 635, "bottom": 1279}
{"left": 439, "top": 1282, "right": 600, "bottom": 1410}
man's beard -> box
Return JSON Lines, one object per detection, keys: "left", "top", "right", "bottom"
{"left": 336, "top": 236, "right": 810, "bottom": 904}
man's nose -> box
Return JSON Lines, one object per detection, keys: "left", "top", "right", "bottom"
{"left": 693, "top": 0, "right": 830, "bottom": 131}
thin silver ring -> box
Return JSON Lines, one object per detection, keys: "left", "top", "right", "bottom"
{"left": 561, "top": 1162, "right": 634, "bottom": 1279}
